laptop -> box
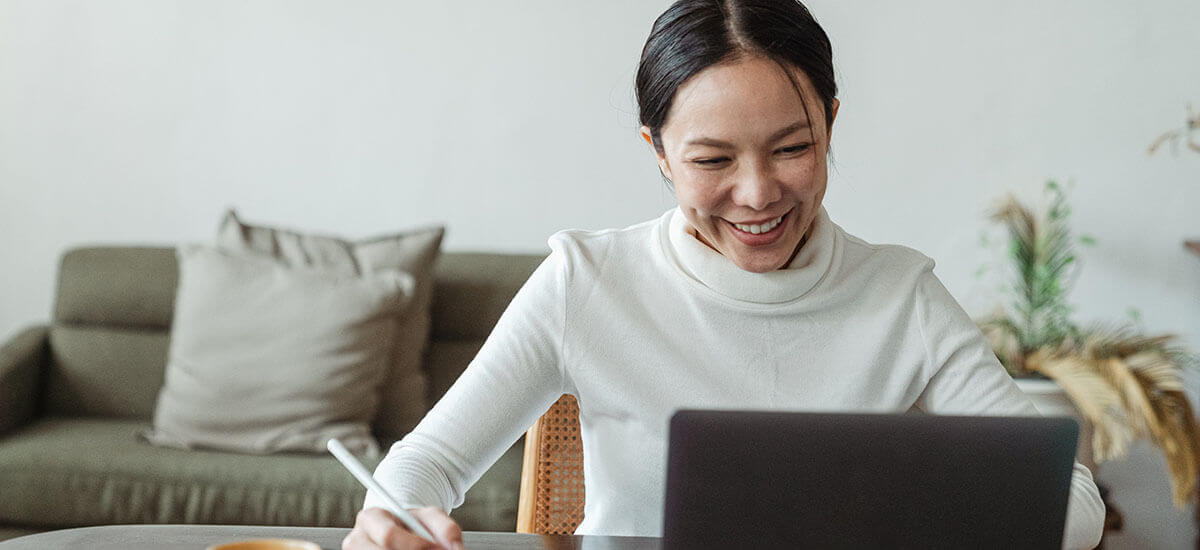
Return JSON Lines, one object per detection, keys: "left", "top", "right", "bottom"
{"left": 662, "top": 410, "right": 1078, "bottom": 550}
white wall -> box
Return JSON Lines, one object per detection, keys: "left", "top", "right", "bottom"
{"left": 2, "top": 1, "right": 1198, "bottom": 547}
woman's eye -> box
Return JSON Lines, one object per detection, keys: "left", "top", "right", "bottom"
{"left": 777, "top": 144, "right": 811, "bottom": 154}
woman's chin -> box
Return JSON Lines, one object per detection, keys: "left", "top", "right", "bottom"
{"left": 719, "top": 228, "right": 804, "bottom": 272}
{"left": 727, "top": 250, "right": 791, "bottom": 273}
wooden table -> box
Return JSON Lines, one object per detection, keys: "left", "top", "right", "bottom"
{"left": 0, "top": 525, "right": 662, "bottom": 550}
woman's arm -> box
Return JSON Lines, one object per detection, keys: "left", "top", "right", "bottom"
{"left": 911, "top": 265, "right": 1104, "bottom": 550}
{"left": 365, "top": 248, "right": 571, "bottom": 513}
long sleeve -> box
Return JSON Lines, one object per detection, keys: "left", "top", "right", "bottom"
{"left": 364, "top": 247, "right": 569, "bottom": 513}
{"left": 911, "top": 264, "right": 1105, "bottom": 550}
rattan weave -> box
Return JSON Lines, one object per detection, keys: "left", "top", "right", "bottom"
{"left": 516, "top": 394, "right": 585, "bottom": 534}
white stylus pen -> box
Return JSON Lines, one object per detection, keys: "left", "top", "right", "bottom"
{"left": 327, "top": 438, "right": 437, "bottom": 543}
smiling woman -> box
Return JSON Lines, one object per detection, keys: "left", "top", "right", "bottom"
{"left": 643, "top": 57, "right": 836, "bottom": 273}
{"left": 346, "top": 2, "right": 1106, "bottom": 549}
{"left": 635, "top": 0, "right": 838, "bottom": 274}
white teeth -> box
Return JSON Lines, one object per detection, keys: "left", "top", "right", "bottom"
{"left": 733, "top": 214, "right": 784, "bottom": 235}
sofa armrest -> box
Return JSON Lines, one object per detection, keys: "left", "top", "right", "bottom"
{"left": 0, "top": 325, "right": 49, "bottom": 436}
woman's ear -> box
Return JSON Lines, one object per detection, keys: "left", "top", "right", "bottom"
{"left": 639, "top": 126, "right": 660, "bottom": 153}
{"left": 826, "top": 98, "right": 840, "bottom": 147}
{"left": 640, "top": 125, "right": 674, "bottom": 182}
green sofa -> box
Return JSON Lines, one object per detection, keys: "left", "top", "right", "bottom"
{"left": 0, "top": 246, "right": 545, "bottom": 541}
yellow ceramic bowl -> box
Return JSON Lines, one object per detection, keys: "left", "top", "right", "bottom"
{"left": 205, "top": 538, "right": 321, "bottom": 550}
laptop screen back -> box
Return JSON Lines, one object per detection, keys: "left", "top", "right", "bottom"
{"left": 662, "top": 411, "right": 1078, "bottom": 550}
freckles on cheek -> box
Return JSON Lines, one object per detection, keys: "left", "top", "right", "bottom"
{"left": 684, "top": 175, "right": 726, "bottom": 205}
{"left": 784, "top": 170, "right": 821, "bottom": 195}
{"left": 786, "top": 157, "right": 818, "bottom": 180}
{"left": 675, "top": 184, "right": 716, "bottom": 212}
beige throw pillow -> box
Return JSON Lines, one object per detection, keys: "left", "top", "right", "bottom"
{"left": 216, "top": 210, "right": 444, "bottom": 444}
{"left": 142, "top": 245, "right": 413, "bottom": 456}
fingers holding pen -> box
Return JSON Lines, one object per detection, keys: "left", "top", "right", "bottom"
{"left": 410, "top": 506, "right": 464, "bottom": 550}
{"left": 346, "top": 507, "right": 443, "bottom": 550}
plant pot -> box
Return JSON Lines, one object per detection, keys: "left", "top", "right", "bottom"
{"left": 1014, "top": 377, "right": 1097, "bottom": 472}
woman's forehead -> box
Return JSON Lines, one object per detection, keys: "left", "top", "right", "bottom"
{"left": 663, "top": 56, "right": 820, "bottom": 144}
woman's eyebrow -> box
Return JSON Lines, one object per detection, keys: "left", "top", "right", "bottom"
{"left": 684, "top": 120, "right": 811, "bottom": 148}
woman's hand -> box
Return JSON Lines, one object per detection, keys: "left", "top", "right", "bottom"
{"left": 343, "top": 506, "right": 464, "bottom": 550}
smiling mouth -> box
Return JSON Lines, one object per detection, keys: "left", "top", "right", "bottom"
{"left": 728, "top": 210, "right": 790, "bottom": 235}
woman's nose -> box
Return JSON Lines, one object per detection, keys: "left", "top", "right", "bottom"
{"left": 731, "top": 162, "right": 782, "bottom": 210}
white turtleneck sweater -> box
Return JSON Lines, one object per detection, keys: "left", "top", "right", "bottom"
{"left": 366, "top": 208, "right": 1104, "bottom": 549}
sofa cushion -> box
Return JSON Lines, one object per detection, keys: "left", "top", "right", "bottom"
{"left": 46, "top": 247, "right": 177, "bottom": 419}
{"left": 0, "top": 418, "right": 522, "bottom": 532}
{"left": 0, "top": 418, "right": 370, "bottom": 528}
{"left": 46, "top": 325, "right": 169, "bottom": 419}
{"left": 424, "top": 340, "right": 485, "bottom": 407}
{"left": 430, "top": 253, "right": 545, "bottom": 340}
{"left": 217, "top": 211, "right": 444, "bottom": 445}
{"left": 142, "top": 246, "right": 412, "bottom": 456}
{"left": 53, "top": 247, "right": 178, "bottom": 329}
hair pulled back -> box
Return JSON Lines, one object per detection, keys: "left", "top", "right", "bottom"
{"left": 636, "top": 0, "right": 837, "bottom": 154}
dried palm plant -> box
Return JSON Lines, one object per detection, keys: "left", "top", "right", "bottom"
{"left": 978, "top": 181, "right": 1200, "bottom": 507}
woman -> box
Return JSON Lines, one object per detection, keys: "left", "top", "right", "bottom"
{"left": 346, "top": 1, "right": 1105, "bottom": 548}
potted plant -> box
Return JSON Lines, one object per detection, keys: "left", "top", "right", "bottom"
{"left": 976, "top": 181, "right": 1200, "bottom": 509}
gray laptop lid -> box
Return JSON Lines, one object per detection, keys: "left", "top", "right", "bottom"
{"left": 662, "top": 411, "right": 1078, "bottom": 550}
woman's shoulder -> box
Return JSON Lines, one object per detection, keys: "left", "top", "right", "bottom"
{"left": 818, "top": 225, "right": 945, "bottom": 309}
{"left": 832, "top": 222, "right": 936, "bottom": 276}
{"left": 545, "top": 210, "right": 670, "bottom": 266}
{"left": 527, "top": 211, "right": 675, "bottom": 291}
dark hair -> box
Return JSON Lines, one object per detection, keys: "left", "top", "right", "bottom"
{"left": 635, "top": 0, "right": 837, "bottom": 155}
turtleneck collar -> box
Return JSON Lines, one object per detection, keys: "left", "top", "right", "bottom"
{"left": 662, "top": 206, "right": 838, "bottom": 304}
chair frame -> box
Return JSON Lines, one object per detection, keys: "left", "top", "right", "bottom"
{"left": 515, "top": 394, "right": 585, "bottom": 534}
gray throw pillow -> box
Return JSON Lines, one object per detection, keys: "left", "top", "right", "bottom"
{"left": 215, "top": 210, "right": 444, "bottom": 444}
{"left": 141, "top": 245, "right": 413, "bottom": 456}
